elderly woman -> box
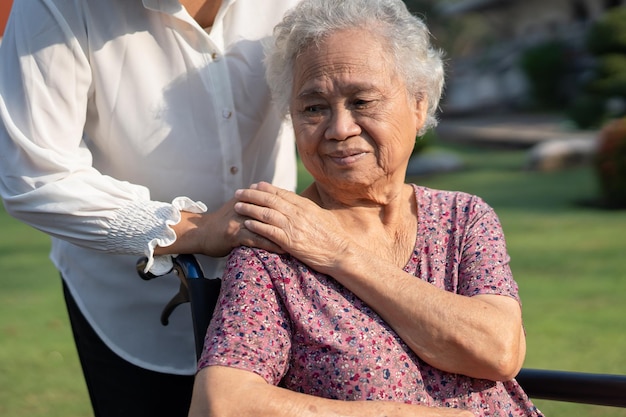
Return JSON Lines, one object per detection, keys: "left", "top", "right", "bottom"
{"left": 189, "top": 0, "right": 543, "bottom": 416}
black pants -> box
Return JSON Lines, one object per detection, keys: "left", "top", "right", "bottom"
{"left": 63, "top": 281, "right": 195, "bottom": 417}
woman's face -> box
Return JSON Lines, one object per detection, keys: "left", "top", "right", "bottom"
{"left": 290, "top": 28, "right": 427, "bottom": 197}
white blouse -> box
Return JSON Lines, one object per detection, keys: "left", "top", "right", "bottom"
{"left": 0, "top": 0, "right": 299, "bottom": 374}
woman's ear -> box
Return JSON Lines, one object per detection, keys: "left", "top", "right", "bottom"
{"left": 413, "top": 94, "right": 428, "bottom": 133}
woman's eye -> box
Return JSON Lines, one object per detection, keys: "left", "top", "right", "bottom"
{"left": 353, "top": 99, "right": 370, "bottom": 108}
{"left": 304, "top": 104, "right": 323, "bottom": 113}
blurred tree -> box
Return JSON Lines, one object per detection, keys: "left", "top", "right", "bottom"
{"left": 586, "top": 7, "right": 626, "bottom": 101}
{"left": 402, "top": 0, "right": 492, "bottom": 58}
{"left": 586, "top": 8, "right": 626, "bottom": 208}
{"left": 568, "top": 6, "right": 626, "bottom": 128}
{"left": 586, "top": 7, "right": 626, "bottom": 56}
{"left": 520, "top": 41, "right": 570, "bottom": 109}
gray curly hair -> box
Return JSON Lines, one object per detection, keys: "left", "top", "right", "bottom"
{"left": 264, "top": 0, "right": 445, "bottom": 134}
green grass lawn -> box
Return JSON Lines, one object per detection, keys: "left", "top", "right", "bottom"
{"left": 1, "top": 142, "right": 625, "bottom": 417}
{"left": 0, "top": 205, "right": 91, "bottom": 416}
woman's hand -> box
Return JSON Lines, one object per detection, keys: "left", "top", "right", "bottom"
{"left": 233, "top": 182, "right": 352, "bottom": 274}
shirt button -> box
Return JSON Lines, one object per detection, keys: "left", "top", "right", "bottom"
{"left": 222, "top": 109, "right": 232, "bottom": 119}
{"left": 211, "top": 52, "right": 219, "bottom": 61}
{"left": 230, "top": 166, "right": 239, "bottom": 175}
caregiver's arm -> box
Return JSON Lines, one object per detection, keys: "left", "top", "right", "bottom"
{"left": 153, "top": 198, "right": 284, "bottom": 258}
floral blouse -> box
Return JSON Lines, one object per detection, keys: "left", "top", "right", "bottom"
{"left": 199, "top": 185, "right": 543, "bottom": 416}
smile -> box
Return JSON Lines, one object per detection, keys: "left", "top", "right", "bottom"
{"left": 327, "top": 151, "right": 368, "bottom": 165}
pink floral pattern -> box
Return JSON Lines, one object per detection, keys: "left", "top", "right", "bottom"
{"left": 199, "top": 185, "right": 543, "bottom": 416}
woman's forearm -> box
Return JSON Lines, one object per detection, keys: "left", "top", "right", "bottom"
{"left": 189, "top": 366, "right": 474, "bottom": 417}
{"left": 330, "top": 245, "right": 525, "bottom": 381}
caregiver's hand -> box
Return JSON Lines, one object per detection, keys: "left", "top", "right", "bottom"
{"left": 155, "top": 194, "right": 285, "bottom": 258}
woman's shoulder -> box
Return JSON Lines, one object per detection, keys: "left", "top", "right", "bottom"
{"left": 409, "top": 184, "right": 499, "bottom": 230}
{"left": 410, "top": 184, "right": 488, "bottom": 209}
{"left": 229, "top": 245, "right": 292, "bottom": 261}
{"left": 226, "top": 246, "right": 306, "bottom": 277}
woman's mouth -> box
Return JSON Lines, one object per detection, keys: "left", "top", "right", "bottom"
{"left": 327, "top": 150, "right": 368, "bottom": 165}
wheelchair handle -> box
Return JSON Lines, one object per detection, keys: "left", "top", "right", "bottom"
{"left": 136, "top": 254, "right": 221, "bottom": 360}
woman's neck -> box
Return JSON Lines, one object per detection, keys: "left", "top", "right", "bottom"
{"left": 303, "top": 182, "right": 418, "bottom": 269}
{"left": 180, "top": 0, "right": 222, "bottom": 28}
{"left": 303, "top": 182, "right": 416, "bottom": 231}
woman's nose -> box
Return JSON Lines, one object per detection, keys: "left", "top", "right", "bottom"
{"left": 324, "top": 108, "right": 361, "bottom": 141}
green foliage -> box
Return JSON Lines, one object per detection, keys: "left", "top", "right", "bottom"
{"left": 570, "top": 6, "right": 626, "bottom": 128}
{"left": 586, "top": 6, "right": 626, "bottom": 55}
{"left": 566, "top": 93, "right": 608, "bottom": 129}
{"left": 519, "top": 41, "right": 569, "bottom": 109}
{"left": 582, "top": 9, "right": 626, "bottom": 205}
{"left": 596, "top": 53, "right": 626, "bottom": 78}
{"left": 594, "top": 117, "right": 626, "bottom": 208}
{"left": 588, "top": 53, "right": 626, "bottom": 96}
